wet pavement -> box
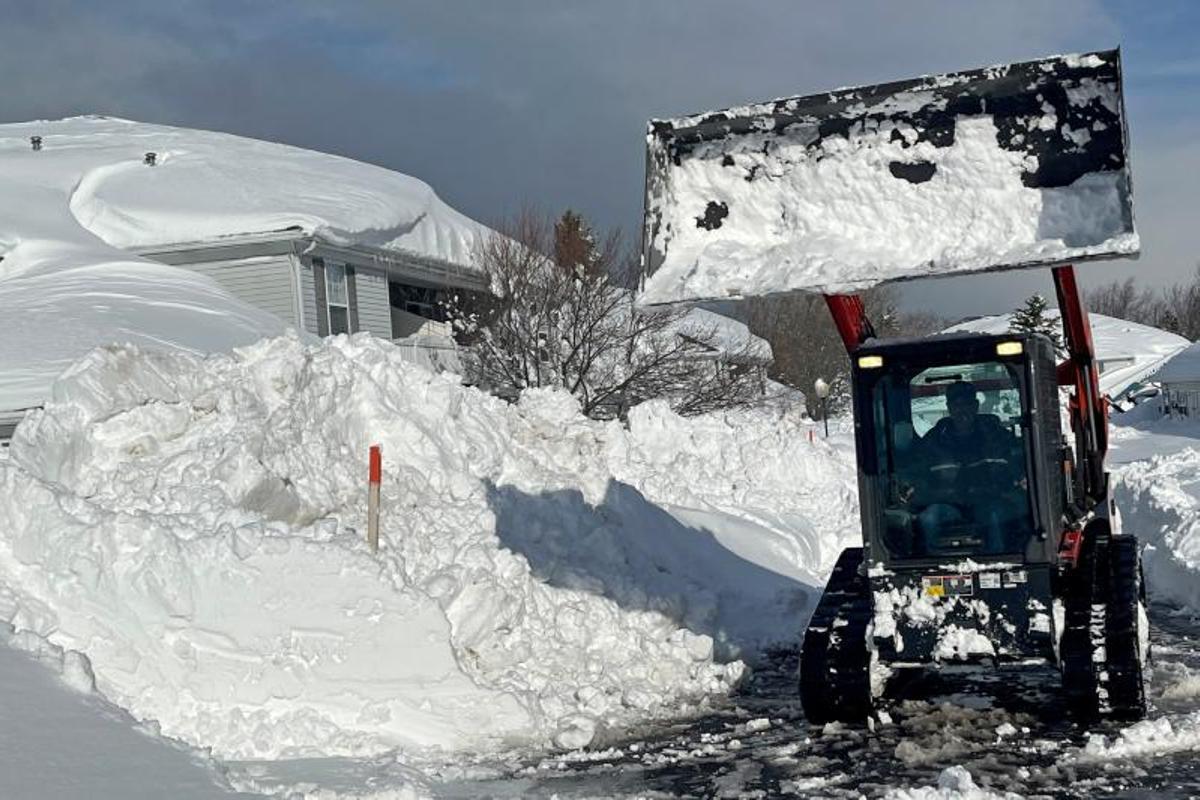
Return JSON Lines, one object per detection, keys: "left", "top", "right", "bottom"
{"left": 437, "top": 603, "right": 1200, "bottom": 799}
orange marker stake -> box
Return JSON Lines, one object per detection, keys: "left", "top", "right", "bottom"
{"left": 368, "top": 445, "right": 382, "bottom": 553}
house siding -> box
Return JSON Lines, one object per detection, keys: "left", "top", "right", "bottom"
{"left": 354, "top": 267, "right": 392, "bottom": 338}
{"left": 299, "top": 259, "right": 320, "bottom": 336}
{"left": 184, "top": 255, "right": 298, "bottom": 327}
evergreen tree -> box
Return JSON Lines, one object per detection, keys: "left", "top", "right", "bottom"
{"left": 1009, "top": 294, "right": 1063, "bottom": 352}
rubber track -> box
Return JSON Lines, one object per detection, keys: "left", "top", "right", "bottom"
{"left": 1105, "top": 536, "right": 1147, "bottom": 720}
{"left": 800, "top": 547, "right": 873, "bottom": 724}
{"left": 1060, "top": 537, "right": 1104, "bottom": 717}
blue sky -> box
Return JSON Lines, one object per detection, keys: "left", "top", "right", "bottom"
{"left": 1, "top": 1, "right": 1195, "bottom": 317}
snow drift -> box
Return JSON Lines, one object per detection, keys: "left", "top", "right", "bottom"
{"left": 0, "top": 333, "right": 857, "bottom": 761}
{"left": 1117, "top": 448, "right": 1200, "bottom": 611}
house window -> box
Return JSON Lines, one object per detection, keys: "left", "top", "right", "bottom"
{"left": 389, "top": 282, "right": 446, "bottom": 322}
{"left": 326, "top": 262, "right": 350, "bottom": 335}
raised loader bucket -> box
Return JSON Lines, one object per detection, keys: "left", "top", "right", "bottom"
{"left": 640, "top": 50, "right": 1138, "bottom": 306}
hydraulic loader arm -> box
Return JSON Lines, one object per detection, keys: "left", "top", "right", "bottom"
{"left": 1052, "top": 265, "right": 1109, "bottom": 513}
{"left": 825, "top": 294, "right": 876, "bottom": 352}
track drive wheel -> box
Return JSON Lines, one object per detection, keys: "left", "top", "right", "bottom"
{"left": 1105, "top": 535, "right": 1148, "bottom": 720}
{"left": 800, "top": 547, "right": 875, "bottom": 724}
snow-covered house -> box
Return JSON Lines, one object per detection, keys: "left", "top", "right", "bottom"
{"left": 0, "top": 116, "right": 497, "bottom": 432}
{"left": 1154, "top": 342, "right": 1200, "bottom": 416}
{"left": 135, "top": 231, "right": 487, "bottom": 368}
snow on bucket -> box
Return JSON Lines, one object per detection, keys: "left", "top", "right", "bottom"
{"left": 639, "top": 49, "right": 1138, "bottom": 305}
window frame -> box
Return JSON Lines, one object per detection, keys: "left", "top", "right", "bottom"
{"left": 325, "top": 261, "right": 350, "bottom": 335}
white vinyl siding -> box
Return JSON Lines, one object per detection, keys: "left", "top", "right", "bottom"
{"left": 1164, "top": 382, "right": 1200, "bottom": 417}
{"left": 300, "top": 261, "right": 319, "bottom": 336}
{"left": 354, "top": 268, "right": 392, "bottom": 338}
{"left": 183, "top": 255, "right": 297, "bottom": 326}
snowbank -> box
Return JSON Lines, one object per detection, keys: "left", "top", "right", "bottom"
{"left": 0, "top": 333, "right": 854, "bottom": 761}
{"left": 946, "top": 312, "right": 1188, "bottom": 399}
{"left": 1115, "top": 448, "right": 1200, "bottom": 610}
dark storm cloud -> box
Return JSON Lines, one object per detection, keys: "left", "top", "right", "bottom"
{"left": 1, "top": 1, "right": 1195, "bottom": 316}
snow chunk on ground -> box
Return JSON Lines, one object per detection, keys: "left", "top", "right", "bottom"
{"left": 1067, "top": 712, "right": 1200, "bottom": 762}
{"left": 0, "top": 333, "right": 850, "bottom": 761}
{"left": 885, "top": 765, "right": 1023, "bottom": 799}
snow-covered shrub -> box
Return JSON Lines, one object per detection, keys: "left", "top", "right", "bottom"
{"left": 449, "top": 210, "right": 769, "bottom": 419}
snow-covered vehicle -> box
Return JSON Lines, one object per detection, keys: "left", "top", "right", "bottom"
{"left": 639, "top": 50, "right": 1147, "bottom": 721}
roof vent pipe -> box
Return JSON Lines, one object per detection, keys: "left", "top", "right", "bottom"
{"left": 144, "top": 152, "right": 157, "bottom": 166}
{"left": 30, "top": 136, "right": 42, "bottom": 151}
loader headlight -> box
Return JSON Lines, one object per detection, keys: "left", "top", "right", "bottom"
{"left": 996, "top": 341, "right": 1024, "bottom": 356}
{"left": 857, "top": 355, "right": 884, "bottom": 369}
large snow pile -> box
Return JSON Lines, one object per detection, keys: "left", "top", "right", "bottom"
{"left": 945, "top": 312, "right": 1188, "bottom": 399}
{"left": 0, "top": 116, "right": 496, "bottom": 414}
{"left": 0, "top": 333, "right": 856, "bottom": 761}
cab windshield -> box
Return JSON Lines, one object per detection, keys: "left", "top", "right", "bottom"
{"left": 870, "top": 358, "right": 1035, "bottom": 560}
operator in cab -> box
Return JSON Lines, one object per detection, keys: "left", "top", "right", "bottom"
{"left": 915, "top": 381, "right": 1026, "bottom": 553}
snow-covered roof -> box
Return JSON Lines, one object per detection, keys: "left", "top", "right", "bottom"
{"left": 4, "top": 116, "right": 493, "bottom": 266}
{"left": 945, "top": 312, "right": 1189, "bottom": 398}
{"left": 1153, "top": 341, "right": 1200, "bottom": 384}
{"left": 0, "top": 116, "right": 499, "bottom": 413}
{"left": 673, "top": 308, "right": 773, "bottom": 364}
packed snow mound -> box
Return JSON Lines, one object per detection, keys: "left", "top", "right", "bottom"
{"left": 3, "top": 116, "right": 493, "bottom": 266}
{"left": 0, "top": 333, "right": 855, "bottom": 761}
{"left": 945, "top": 312, "right": 1188, "bottom": 399}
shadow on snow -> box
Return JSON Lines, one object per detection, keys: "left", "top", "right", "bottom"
{"left": 485, "top": 478, "right": 817, "bottom": 662}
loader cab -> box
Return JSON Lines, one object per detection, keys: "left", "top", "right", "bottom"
{"left": 850, "top": 332, "right": 1064, "bottom": 568}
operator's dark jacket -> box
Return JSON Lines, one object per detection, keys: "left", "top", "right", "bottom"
{"left": 917, "top": 414, "right": 1023, "bottom": 502}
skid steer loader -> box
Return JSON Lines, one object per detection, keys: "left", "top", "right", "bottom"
{"left": 639, "top": 50, "right": 1147, "bottom": 721}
